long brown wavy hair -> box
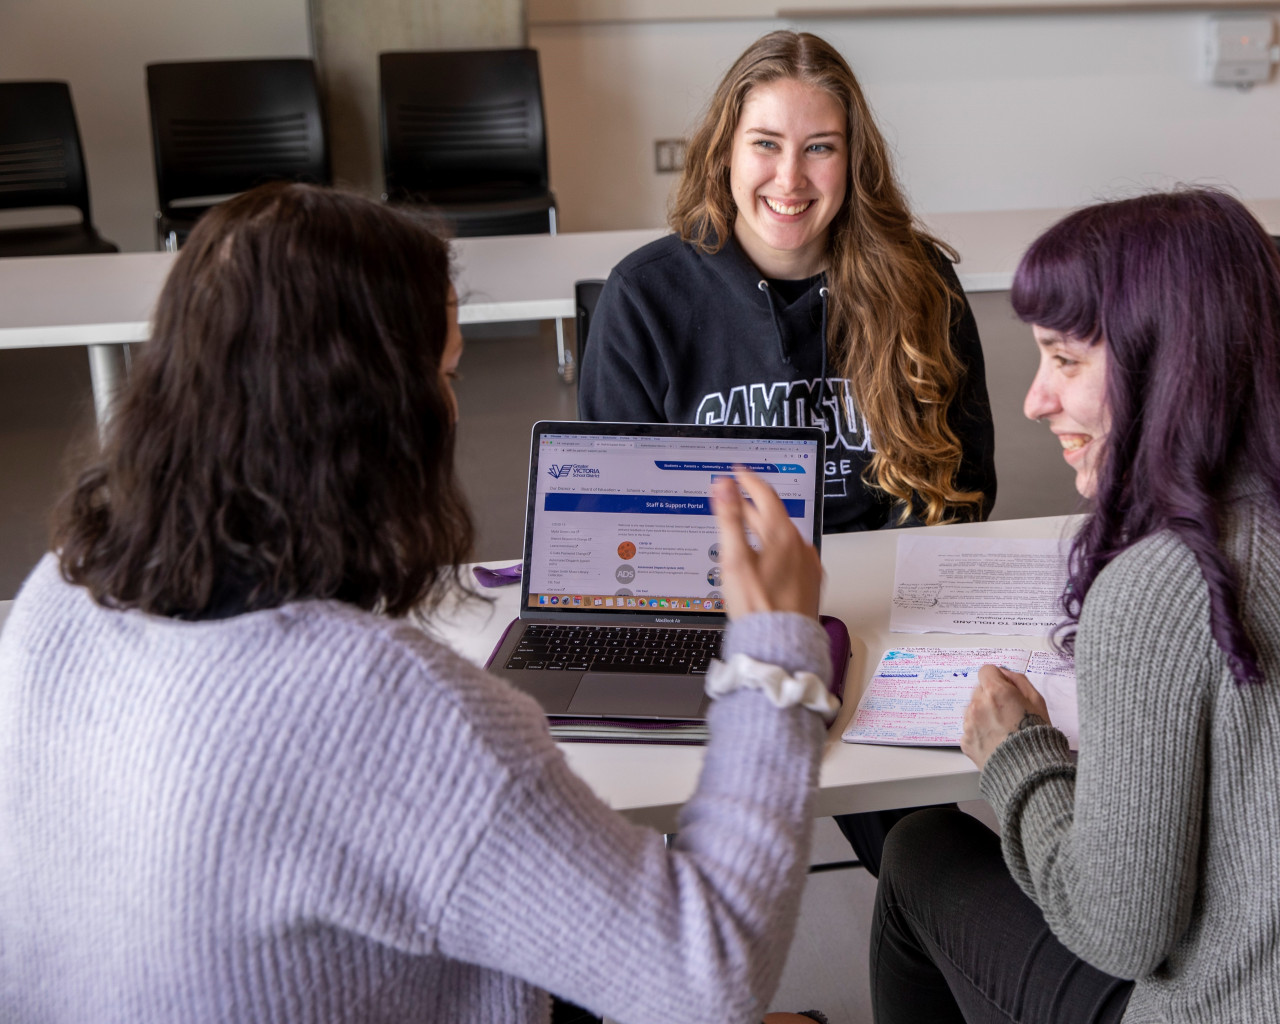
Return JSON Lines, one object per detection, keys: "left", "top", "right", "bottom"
{"left": 671, "top": 30, "right": 984, "bottom": 524}
{"left": 54, "top": 182, "right": 474, "bottom": 618}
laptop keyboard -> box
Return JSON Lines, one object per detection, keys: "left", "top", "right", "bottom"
{"left": 505, "top": 623, "right": 722, "bottom": 674}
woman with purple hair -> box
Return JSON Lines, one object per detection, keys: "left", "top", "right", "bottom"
{"left": 869, "top": 188, "right": 1280, "bottom": 1024}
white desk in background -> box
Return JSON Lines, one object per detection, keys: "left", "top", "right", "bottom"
{"left": 0, "top": 252, "right": 170, "bottom": 427}
{"left": 0, "top": 515, "right": 1078, "bottom": 833}
{"left": 7, "top": 197, "right": 1278, "bottom": 426}
{"left": 0, "top": 228, "right": 664, "bottom": 426}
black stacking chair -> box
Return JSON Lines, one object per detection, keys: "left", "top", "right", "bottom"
{"left": 379, "top": 49, "right": 556, "bottom": 238}
{"left": 574, "top": 278, "right": 606, "bottom": 373}
{"left": 146, "top": 59, "right": 331, "bottom": 250}
{"left": 0, "top": 81, "right": 118, "bottom": 258}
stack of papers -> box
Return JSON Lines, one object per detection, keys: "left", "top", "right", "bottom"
{"left": 843, "top": 535, "right": 1078, "bottom": 749}
{"left": 890, "top": 536, "right": 1068, "bottom": 635}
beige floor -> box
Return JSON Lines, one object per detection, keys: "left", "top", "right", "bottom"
{"left": 0, "top": 292, "right": 1080, "bottom": 1022}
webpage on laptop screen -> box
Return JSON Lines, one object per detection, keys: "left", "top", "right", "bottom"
{"left": 527, "top": 433, "right": 818, "bottom": 613}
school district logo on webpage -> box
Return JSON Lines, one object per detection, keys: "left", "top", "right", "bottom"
{"left": 547, "top": 463, "right": 600, "bottom": 479}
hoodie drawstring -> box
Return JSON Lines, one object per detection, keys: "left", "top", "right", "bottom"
{"left": 758, "top": 279, "right": 833, "bottom": 432}
{"left": 817, "top": 285, "right": 830, "bottom": 427}
{"left": 756, "top": 279, "right": 792, "bottom": 368}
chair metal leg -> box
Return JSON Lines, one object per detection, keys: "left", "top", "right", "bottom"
{"left": 555, "top": 317, "right": 575, "bottom": 383}
{"left": 87, "top": 343, "right": 127, "bottom": 437}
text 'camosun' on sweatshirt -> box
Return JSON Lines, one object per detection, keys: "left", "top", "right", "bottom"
{"left": 579, "top": 233, "right": 997, "bottom": 532}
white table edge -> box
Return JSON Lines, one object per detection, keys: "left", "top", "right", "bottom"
{"left": 0, "top": 323, "right": 152, "bottom": 350}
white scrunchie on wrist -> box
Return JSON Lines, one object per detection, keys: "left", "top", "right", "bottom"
{"left": 705, "top": 653, "right": 841, "bottom": 722}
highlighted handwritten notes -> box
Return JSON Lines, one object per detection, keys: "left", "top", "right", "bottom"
{"left": 1026, "top": 650, "right": 1078, "bottom": 749}
{"left": 843, "top": 647, "right": 1079, "bottom": 748}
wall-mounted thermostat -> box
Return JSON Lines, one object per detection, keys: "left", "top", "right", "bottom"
{"left": 1204, "top": 15, "right": 1276, "bottom": 88}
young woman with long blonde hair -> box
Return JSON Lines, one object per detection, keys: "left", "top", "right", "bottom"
{"left": 580, "top": 30, "right": 996, "bottom": 534}
{"left": 579, "top": 29, "right": 997, "bottom": 875}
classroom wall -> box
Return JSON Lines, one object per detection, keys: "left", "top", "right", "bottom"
{"left": 531, "top": 10, "right": 1280, "bottom": 232}
{"left": 0, "top": 0, "right": 527, "bottom": 252}
{"left": 311, "top": 0, "right": 524, "bottom": 196}
{"left": 0, "top": 0, "right": 312, "bottom": 253}
{"left": 8, "top": 4, "right": 1280, "bottom": 250}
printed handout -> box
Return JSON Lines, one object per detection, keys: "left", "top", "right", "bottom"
{"left": 842, "top": 646, "right": 1078, "bottom": 749}
{"left": 890, "top": 536, "right": 1070, "bottom": 635}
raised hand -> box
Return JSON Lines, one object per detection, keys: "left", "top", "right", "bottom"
{"left": 710, "top": 466, "right": 822, "bottom": 620}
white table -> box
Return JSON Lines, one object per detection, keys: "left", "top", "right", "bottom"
{"left": 0, "top": 515, "right": 1077, "bottom": 832}
{"left": 451, "top": 228, "right": 663, "bottom": 323}
{"left": 0, "top": 229, "right": 666, "bottom": 426}
{"left": 0, "top": 252, "right": 171, "bottom": 426}
{"left": 434, "top": 513, "right": 1081, "bottom": 832}
{"left": 9, "top": 198, "right": 1278, "bottom": 426}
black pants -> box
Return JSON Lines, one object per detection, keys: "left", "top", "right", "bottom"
{"left": 870, "top": 808, "right": 1134, "bottom": 1024}
{"left": 833, "top": 806, "right": 952, "bottom": 878}
{"left": 550, "top": 997, "right": 599, "bottom": 1023}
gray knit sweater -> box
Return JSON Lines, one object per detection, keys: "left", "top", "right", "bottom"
{"left": 980, "top": 484, "right": 1280, "bottom": 1023}
{"left": 0, "top": 554, "right": 831, "bottom": 1023}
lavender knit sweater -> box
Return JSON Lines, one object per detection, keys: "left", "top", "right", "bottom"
{"left": 0, "top": 554, "right": 831, "bottom": 1023}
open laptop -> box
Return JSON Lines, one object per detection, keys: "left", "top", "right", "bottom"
{"left": 485, "top": 420, "right": 825, "bottom": 722}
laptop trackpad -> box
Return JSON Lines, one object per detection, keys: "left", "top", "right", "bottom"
{"left": 568, "top": 673, "right": 709, "bottom": 719}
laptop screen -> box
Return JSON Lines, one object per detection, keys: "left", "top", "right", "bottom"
{"left": 521, "top": 422, "right": 824, "bottom": 620}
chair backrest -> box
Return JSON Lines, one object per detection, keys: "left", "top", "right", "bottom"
{"left": 146, "top": 59, "right": 330, "bottom": 215}
{"left": 575, "top": 278, "right": 606, "bottom": 373}
{"left": 380, "top": 49, "right": 549, "bottom": 202}
{"left": 0, "top": 81, "right": 94, "bottom": 221}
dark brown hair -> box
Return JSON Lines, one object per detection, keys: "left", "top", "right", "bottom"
{"left": 55, "top": 182, "right": 473, "bottom": 618}
{"left": 671, "top": 30, "right": 984, "bottom": 524}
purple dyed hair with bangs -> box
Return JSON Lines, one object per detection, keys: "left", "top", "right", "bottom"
{"left": 1011, "top": 187, "right": 1280, "bottom": 685}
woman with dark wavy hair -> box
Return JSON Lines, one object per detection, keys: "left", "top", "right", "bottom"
{"left": 871, "top": 188, "right": 1280, "bottom": 1023}
{"left": 579, "top": 29, "right": 996, "bottom": 532}
{"left": 0, "top": 182, "right": 838, "bottom": 1024}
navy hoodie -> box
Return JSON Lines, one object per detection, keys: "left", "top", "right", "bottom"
{"left": 579, "top": 233, "right": 997, "bottom": 532}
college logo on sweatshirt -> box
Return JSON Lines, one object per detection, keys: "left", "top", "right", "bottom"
{"left": 694, "top": 377, "right": 870, "bottom": 448}
{"left": 694, "top": 378, "right": 872, "bottom": 498}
